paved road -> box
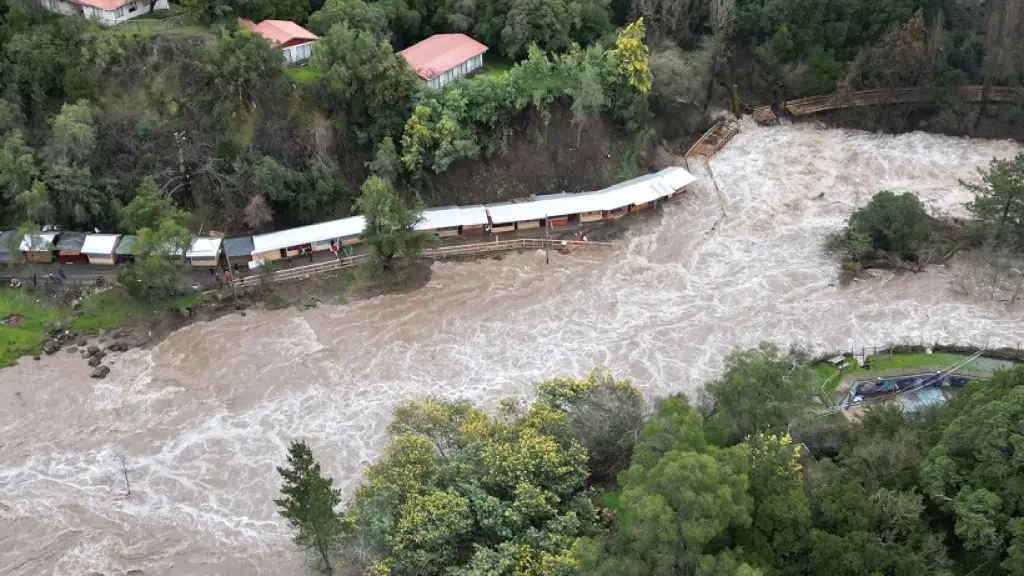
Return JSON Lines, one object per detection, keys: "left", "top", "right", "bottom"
{"left": 0, "top": 225, "right": 600, "bottom": 290}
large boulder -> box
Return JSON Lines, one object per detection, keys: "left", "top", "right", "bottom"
{"left": 90, "top": 365, "right": 110, "bottom": 379}
{"left": 107, "top": 342, "right": 121, "bottom": 352}
{"left": 66, "top": 346, "right": 78, "bottom": 354}
{"left": 42, "top": 340, "right": 60, "bottom": 355}
{"left": 87, "top": 345, "right": 100, "bottom": 356}
{"left": 88, "top": 356, "right": 101, "bottom": 367}
{"left": 76, "top": 337, "right": 87, "bottom": 347}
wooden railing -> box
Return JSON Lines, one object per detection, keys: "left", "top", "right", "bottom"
{"left": 752, "top": 85, "right": 1023, "bottom": 122}
{"left": 686, "top": 118, "right": 739, "bottom": 158}
{"left": 238, "top": 238, "right": 621, "bottom": 285}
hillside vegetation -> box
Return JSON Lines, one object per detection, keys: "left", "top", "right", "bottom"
{"left": 275, "top": 348, "right": 1024, "bottom": 575}
{"left": 2, "top": 0, "right": 1024, "bottom": 237}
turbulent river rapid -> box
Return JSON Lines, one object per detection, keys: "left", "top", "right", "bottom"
{"left": 3, "top": 122, "right": 1024, "bottom": 575}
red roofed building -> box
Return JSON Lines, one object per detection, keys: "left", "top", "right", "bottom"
{"left": 242, "top": 19, "right": 319, "bottom": 64}
{"left": 400, "top": 34, "right": 488, "bottom": 90}
{"left": 40, "top": 0, "right": 168, "bottom": 25}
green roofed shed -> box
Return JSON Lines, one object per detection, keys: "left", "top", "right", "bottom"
{"left": 115, "top": 235, "right": 139, "bottom": 256}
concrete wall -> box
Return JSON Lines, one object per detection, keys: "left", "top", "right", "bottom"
{"left": 40, "top": 0, "right": 169, "bottom": 25}
{"left": 283, "top": 41, "right": 315, "bottom": 64}
{"left": 426, "top": 54, "right": 484, "bottom": 90}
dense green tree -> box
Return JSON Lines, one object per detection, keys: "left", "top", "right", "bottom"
{"left": 0, "top": 130, "right": 38, "bottom": 206}
{"left": 16, "top": 180, "right": 55, "bottom": 225}
{"left": 350, "top": 394, "right": 595, "bottom": 575}
{"left": 474, "top": 0, "right": 611, "bottom": 59}
{"left": 121, "top": 176, "right": 177, "bottom": 233}
{"left": 734, "top": 0, "right": 924, "bottom": 93}
{"left": 855, "top": 191, "right": 932, "bottom": 253}
{"left": 535, "top": 369, "right": 645, "bottom": 481}
{"left": 706, "top": 342, "right": 818, "bottom": 443}
{"left": 117, "top": 177, "right": 192, "bottom": 299}
{"left": 735, "top": 433, "right": 812, "bottom": 569}
{"left": 367, "top": 136, "right": 401, "bottom": 185}
{"left": 45, "top": 162, "right": 107, "bottom": 227}
{"left": 44, "top": 99, "right": 96, "bottom": 166}
{"left": 920, "top": 368, "right": 1024, "bottom": 568}
{"left": 118, "top": 217, "right": 191, "bottom": 300}
{"left": 577, "top": 398, "right": 755, "bottom": 576}
{"left": 308, "top": 0, "right": 389, "bottom": 38}
{"left": 275, "top": 440, "right": 349, "bottom": 574}
{"left": 248, "top": 0, "right": 312, "bottom": 23}
{"left": 0, "top": 96, "right": 25, "bottom": 136}
{"left": 313, "top": 24, "right": 421, "bottom": 145}
{"left": 203, "top": 30, "right": 287, "bottom": 114}
{"left": 565, "top": 45, "right": 608, "bottom": 143}
{"left": 965, "top": 153, "right": 1024, "bottom": 251}
{"left": 401, "top": 88, "right": 480, "bottom": 176}
{"left": 2, "top": 22, "right": 89, "bottom": 116}
{"left": 356, "top": 175, "right": 434, "bottom": 272}
{"left": 611, "top": 19, "right": 652, "bottom": 94}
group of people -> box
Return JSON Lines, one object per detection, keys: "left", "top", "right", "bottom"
{"left": 209, "top": 266, "right": 237, "bottom": 286}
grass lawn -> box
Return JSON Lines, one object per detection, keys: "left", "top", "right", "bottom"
{"left": 286, "top": 65, "right": 321, "bottom": 85}
{"left": 71, "top": 289, "right": 207, "bottom": 332}
{"left": 0, "top": 291, "right": 70, "bottom": 367}
{"left": 98, "top": 15, "right": 213, "bottom": 38}
{"left": 811, "top": 351, "right": 984, "bottom": 394}
{"left": 482, "top": 54, "right": 514, "bottom": 78}
{"left": 0, "top": 288, "right": 208, "bottom": 366}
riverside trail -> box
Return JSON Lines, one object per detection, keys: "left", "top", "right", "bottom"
{"left": 3, "top": 121, "right": 1024, "bottom": 575}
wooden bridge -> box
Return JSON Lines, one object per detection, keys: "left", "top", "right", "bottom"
{"left": 753, "top": 85, "right": 1023, "bottom": 124}
{"left": 686, "top": 117, "right": 739, "bottom": 158}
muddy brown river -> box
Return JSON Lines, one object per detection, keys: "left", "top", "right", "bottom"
{"left": 3, "top": 122, "right": 1024, "bottom": 575}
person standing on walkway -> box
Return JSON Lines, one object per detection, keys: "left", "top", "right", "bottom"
{"left": 58, "top": 268, "right": 67, "bottom": 283}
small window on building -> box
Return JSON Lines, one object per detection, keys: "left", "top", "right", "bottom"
{"left": 48, "top": 0, "right": 57, "bottom": 9}
{"left": 115, "top": 5, "right": 124, "bottom": 16}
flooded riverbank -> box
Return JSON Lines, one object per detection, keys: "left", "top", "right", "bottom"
{"left": 2, "top": 122, "right": 1023, "bottom": 575}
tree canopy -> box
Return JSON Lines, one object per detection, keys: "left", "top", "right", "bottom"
{"left": 356, "top": 175, "right": 435, "bottom": 271}
{"left": 706, "top": 342, "right": 818, "bottom": 443}
{"left": 276, "top": 353, "right": 1024, "bottom": 576}
{"left": 965, "top": 153, "right": 1024, "bottom": 252}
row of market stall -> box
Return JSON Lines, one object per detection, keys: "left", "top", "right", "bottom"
{"left": 0, "top": 166, "right": 695, "bottom": 269}
{"left": 246, "top": 166, "right": 695, "bottom": 263}
{"left": 0, "top": 229, "right": 237, "bottom": 267}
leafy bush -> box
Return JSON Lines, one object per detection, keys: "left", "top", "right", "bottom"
{"left": 826, "top": 190, "right": 933, "bottom": 262}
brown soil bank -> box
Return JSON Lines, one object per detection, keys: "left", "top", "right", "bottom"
{"left": 417, "top": 102, "right": 651, "bottom": 206}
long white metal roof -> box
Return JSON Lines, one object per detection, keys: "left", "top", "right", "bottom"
{"left": 660, "top": 166, "right": 697, "bottom": 190}
{"left": 416, "top": 205, "right": 489, "bottom": 231}
{"left": 486, "top": 166, "right": 695, "bottom": 223}
{"left": 186, "top": 237, "right": 223, "bottom": 259}
{"left": 81, "top": 234, "right": 121, "bottom": 255}
{"left": 19, "top": 232, "right": 58, "bottom": 251}
{"left": 251, "top": 216, "right": 365, "bottom": 254}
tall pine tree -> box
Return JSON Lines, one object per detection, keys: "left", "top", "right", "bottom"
{"left": 275, "top": 440, "right": 348, "bottom": 574}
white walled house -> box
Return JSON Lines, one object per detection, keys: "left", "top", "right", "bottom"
{"left": 242, "top": 19, "right": 319, "bottom": 64}
{"left": 400, "top": 34, "right": 488, "bottom": 90}
{"left": 41, "top": 0, "right": 169, "bottom": 25}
